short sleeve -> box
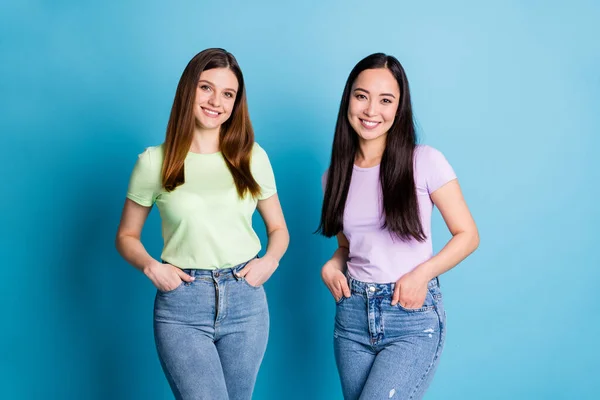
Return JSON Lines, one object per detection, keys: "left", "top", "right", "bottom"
{"left": 418, "top": 146, "right": 457, "bottom": 194}
{"left": 126, "top": 147, "right": 162, "bottom": 207}
{"left": 252, "top": 143, "right": 277, "bottom": 200}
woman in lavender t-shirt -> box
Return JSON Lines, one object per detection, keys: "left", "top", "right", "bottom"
{"left": 318, "top": 53, "right": 479, "bottom": 400}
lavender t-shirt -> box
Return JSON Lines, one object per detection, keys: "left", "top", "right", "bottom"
{"left": 323, "top": 145, "right": 457, "bottom": 283}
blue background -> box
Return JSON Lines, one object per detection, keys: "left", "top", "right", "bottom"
{"left": 2, "top": 0, "right": 599, "bottom": 399}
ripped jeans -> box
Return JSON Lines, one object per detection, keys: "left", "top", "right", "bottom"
{"left": 334, "top": 275, "right": 446, "bottom": 400}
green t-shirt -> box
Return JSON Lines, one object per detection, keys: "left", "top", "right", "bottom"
{"left": 126, "top": 142, "right": 277, "bottom": 270}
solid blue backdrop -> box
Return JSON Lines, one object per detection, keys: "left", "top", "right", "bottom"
{"left": 2, "top": 0, "right": 599, "bottom": 399}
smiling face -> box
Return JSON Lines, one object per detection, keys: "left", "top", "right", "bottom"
{"left": 347, "top": 68, "right": 400, "bottom": 144}
{"left": 193, "top": 67, "right": 239, "bottom": 132}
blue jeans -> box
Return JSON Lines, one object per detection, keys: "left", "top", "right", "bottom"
{"left": 153, "top": 260, "right": 269, "bottom": 400}
{"left": 334, "top": 275, "right": 446, "bottom": 400}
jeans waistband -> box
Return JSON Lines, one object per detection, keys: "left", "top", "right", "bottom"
{"left": 347, "top": 274, "right": 440, "bottom": 297}
{"left": 162, "top": 258, "right": 254, "bottom": 280}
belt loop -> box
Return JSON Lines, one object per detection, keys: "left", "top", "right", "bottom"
{"left": 346, "top": 273, "right": 353, "bottom": 293}
{"left": 233, "top": 267, "right": 241, "bottom": 281}
{"left": 232, "top": 263, "right": 244, "bottom": 281}
{"left": 435, "top": 276, "right": 440, "bottom": 288}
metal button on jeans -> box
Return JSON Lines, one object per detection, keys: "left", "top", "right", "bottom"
{"left": 369, "top": 286, "right": 375, "bottom": 292}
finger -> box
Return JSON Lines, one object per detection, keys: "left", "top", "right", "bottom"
{"left": 246, "top": 273, "right": 263, "bottom": 287}
{"left": 401, "top": 298, "right": 418, "bottom": 309}
{"left": 238, "top": 259, "right": 260, "bottom": 277}
{"left": 163, "top": 277, "right": 181, "bottom": 291}
{"left": 412, "top": 297, "right": 425, "bottom": 309}
{"left": 391, "top": 284, "right": 401, "bottom": 306}
{"left": 245, "top": 271, "right": 261, "bottom": 286}
{"left": 335, "top": 280, "right": 344, "bottom": 299}
{"left": 237, "top": 265, "right": 251, "bottom": 277}
{"left": 328, "top": 282, "right": 341, "bottom": 300}
{"left": 340, "top": 279, "right": 351, "bottom": 298}
{"left": 245, "top": 277, "right": 257, "bottom": 287}
{"left": 175, "top": 268, "right": 195, "bottom": 282}
{"left": 245, "top": 269, "right": 259, "bottom": 283}
{"left": 332, "top": 290, "right": 342, "bottom": 302}
{"left": 406, "top": 302, "right": 418, "bottom": 309}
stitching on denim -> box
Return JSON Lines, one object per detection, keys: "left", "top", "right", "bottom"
{"left": 396, "top": 290, "right": 436, "bottom": 313}
{"left": 220, "top": 278, "right": 228, "bottom": 321}
{"left": 428, "top": 285, "right": 443, "bottom": 301}
{"left": 407, "top": 303, "right": 444, "bottom": 400}
{"left": 396, "top": 303, "right": 435, "bottom": 313}
{"left": 350, "top": 289, "right": 366, "bottom": 298}
{"left": 241, "top": 278, "right": 262, "bottom": 289}
{"left": 379, "top": 301, "right": 385, "bottom": 341}
{"left": 159, "top": 281, "right": 184, "bottom": 295}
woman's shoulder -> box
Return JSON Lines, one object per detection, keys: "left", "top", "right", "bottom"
{"left": 414, "top": 144, "right": 450, "bottom": 168}
{"left": 413, "top": 144, "right": 456, "bottom": 191}
{"left": 252, "top": 141, "right": 268, "bottom": 156}
{"left": 251, "top": 141, "right": 272, "bottom": 164}
{"left": 414, "top": 144, "right": 443, "bottom": 160}
{"left": 135, "top": 143, "right": 164, "bottom": 170}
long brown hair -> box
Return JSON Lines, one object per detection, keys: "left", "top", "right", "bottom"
{"left": 162, "top": 48, "right": 260, "bottom": 198}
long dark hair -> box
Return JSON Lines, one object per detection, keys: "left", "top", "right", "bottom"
{"left": 318, "top": 53, "right": 425, "bottom": 241}
{"left": 162, "top": 48, "right": 260, "bottom": 198}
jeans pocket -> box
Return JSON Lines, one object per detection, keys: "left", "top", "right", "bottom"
{"left": 396, "top": 290, "right": 436, "bottom": 312}
{"left": 234, "top": 272, "right": 260, "bottom": 289}
{"left": 335, "top": 295, "right": 348, "bottom": 305}
{"left": 158, "top": 281, "right": 184, "bottom": 295}
{"left": 242, "top": 279, "right": 262, "bottom": 289}
{"left": 233, "top": 264, "right": 262, "bottom": 289}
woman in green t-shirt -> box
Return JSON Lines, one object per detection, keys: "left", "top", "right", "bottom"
{"left": 116, "top": 48, "right": 289, "bottom": 400}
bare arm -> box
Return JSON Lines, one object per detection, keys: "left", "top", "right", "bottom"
{"left": 321, "top": 232, "right": 352, "bottom": 301}
{"left": 238, "top": 194, "right": 289, "bottom": 286}
{"left": 115, "top": 198, "right": 193, "bottom": 291}
{"left": 257, "top": 193, "right": 289, "bottom": 265}
{"left": 115, "top": 199, "right": 156, "bottom": 272}
{"left": 329, "top": 232, "right": 350, "bottom": 270}
{"left": 392, "top": 179, "right": 479, "bottom": 307}
{"left": 412, "top": 179, "right": 479, "bottom": 282}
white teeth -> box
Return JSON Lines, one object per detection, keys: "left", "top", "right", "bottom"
{"left": 203, "top": 108, "right": 219, "bottom": 116}
{"left": 362, "top": 120, "right": 378, "bottom": 127}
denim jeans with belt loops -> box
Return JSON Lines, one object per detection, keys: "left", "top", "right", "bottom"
{"left": 153, "top": 259, "right": 269, "bottom": 400}
{"left": 334, "top": 274, "right": 446, "bottom": 400}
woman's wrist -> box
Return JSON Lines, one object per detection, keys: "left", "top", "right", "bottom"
{"left": 410, "top": 262, "right": 437, "bottom": 283}
{"left": 262, "top": 253, "right": 280, "bottom": 268}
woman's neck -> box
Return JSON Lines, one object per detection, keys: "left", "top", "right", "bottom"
{"left": 190, "top": 126, "right": 220, "bottom": 154}
{"left": 355, "top": 136, "right": 386, "bottom": 168}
